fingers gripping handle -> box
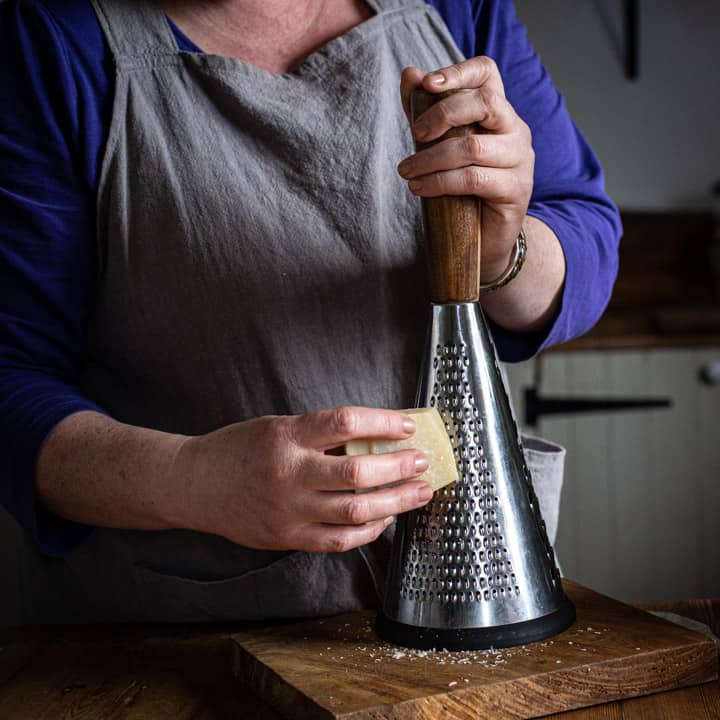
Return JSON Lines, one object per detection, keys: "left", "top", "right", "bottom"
{"left": 411, "top": 89, "right": 482, "bottom": 303}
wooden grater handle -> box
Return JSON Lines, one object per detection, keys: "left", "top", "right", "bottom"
{"left": 410, "top": 89, "right": 482, "bottom": 303}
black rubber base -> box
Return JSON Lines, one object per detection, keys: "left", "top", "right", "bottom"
{"left": 376, "top": 597, "right": 576, "bottom": 651}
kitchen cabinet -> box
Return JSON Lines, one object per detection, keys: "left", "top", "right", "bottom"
{"left": 506, "top": 347, "right": 720, "bottom": 603}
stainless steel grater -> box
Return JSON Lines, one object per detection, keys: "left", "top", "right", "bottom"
{"left": 376, "top": 90, "right": 575, "bottom": 650}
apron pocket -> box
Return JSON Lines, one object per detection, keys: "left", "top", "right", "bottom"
{"left": 133, "top": 550, "right": 306, "bottom": 622}
{"left": 521, "top": 434, "right": 566, "bottom": 547}
{"left": 133, "top": 547, "right": 378, "bottom": 622}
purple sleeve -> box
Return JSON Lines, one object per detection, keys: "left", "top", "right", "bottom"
{"left": 0, "top": 0, "right": 107, "bottom": 554}
{"left": 430, "top": 0, "right": 622, "bottom": 361}
{"left": 0, "top": 0, "right": 200, "bottom": 556}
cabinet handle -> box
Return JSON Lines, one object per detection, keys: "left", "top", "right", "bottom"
{"left": 523, "top": 387, "right": 672, "bottom": 427}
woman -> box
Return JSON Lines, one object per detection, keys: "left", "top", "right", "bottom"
{"left": 0, "top": 0, "right": 620, "bottom": 621}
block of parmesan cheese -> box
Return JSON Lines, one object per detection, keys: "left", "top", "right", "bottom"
{"left": 345, "top": 407, "right": 458, "bottom": 493}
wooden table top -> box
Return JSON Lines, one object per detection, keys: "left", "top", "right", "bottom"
{"left": 1, "top": 599, "right": 718, "bottom": 719}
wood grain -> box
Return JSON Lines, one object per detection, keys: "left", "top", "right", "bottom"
{"left": 231, "top": 580, "right": 718, "bottom": 720}
{"left": 0, "top": 625, "right": 279, "bottom": 720}
{"left": 411, "top": 89, "right": 482, "bottom": 303}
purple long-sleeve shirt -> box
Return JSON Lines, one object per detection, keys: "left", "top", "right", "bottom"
{"left": 0, "top": 0, "right": 621, "bottom": 556}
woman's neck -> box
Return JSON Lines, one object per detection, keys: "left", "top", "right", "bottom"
{"left": 162, "top": 0, "right": 373, "bottom": 73}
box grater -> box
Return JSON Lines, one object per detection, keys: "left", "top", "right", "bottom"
{"left": 376, "top": 89, "right": 575, "bottom": 650}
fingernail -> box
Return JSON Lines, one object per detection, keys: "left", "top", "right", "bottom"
{"left": 413, "top": 120, "right": 429, "bottom": 140}
{"left": 429, "top": 73, "right": 445, "bottom": 85}
{"left": 408, "top": 179, "right": 423, "bottom": 192}
{"left": 397, "top": 158, "right": 412, "bottom": 177}
{"left": 402, "top": 417, "right": 416, "bottom": 434}
{"left": 417, "top": 483, "right": 434, "bottom": 502}
{"left": 384, "top": 515, "right": 395, "bottom": 526}
{"left": 414, "top": 453, "right": 429, "bottom": 473}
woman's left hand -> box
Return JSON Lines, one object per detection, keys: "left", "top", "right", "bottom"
{"left": 399, "top": 58, "right": 535, "bottom": 283}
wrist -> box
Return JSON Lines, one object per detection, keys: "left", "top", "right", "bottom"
{"left": 158, "top": 432, "right": 200, "bottom": 531}
{"left": 480, "top": 216, "right": 565, "bottom": 333}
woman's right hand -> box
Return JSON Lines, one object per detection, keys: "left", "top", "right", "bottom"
{"left": 173, "top": 407, "right": 434, "bottom": 553}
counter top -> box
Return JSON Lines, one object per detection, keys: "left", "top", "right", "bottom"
{"left": 0, "top": 598, "right": 718, "bottom": 719}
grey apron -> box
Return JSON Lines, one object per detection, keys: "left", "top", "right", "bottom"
{"left": 20, "top": 0, "right": 566, "bottom": 622}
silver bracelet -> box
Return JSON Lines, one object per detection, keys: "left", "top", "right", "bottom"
{"left": 479, "top": 228, "right": 527, "bottom": 293}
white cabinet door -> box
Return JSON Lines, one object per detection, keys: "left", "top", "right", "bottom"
{"left": 506, "top": 348, "right": 720, "bottom": 603}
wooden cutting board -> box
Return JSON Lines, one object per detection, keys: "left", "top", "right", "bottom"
{"left": 231, "top": 580, "right": 718, "bottom": 720}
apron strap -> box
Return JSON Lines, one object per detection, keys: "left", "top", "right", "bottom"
{"left": 90, "top": 0, "right": 178, "bottom": 62}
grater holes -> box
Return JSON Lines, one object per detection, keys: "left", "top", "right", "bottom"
{"left": 401, "top": 340, "right": 522, "bottom": 606}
